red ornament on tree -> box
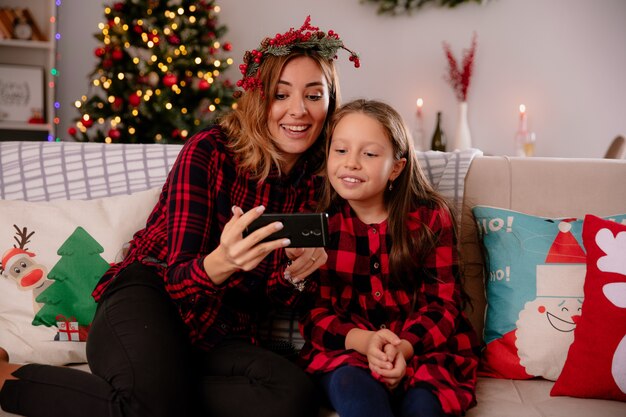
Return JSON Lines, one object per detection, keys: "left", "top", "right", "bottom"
{"left": 67, "top": 127, "right": 77, "bottom": 136}
{"left": 167, "top": 35, "right": 180, "bottom": 45}
{"left": 108, "top": 128, "right": 121, "bottom": 141}
{"left": 81, "top": 117, "right": 93, "bottom": 128}
{"left": 128, "top": 94, "right": 141, "bottom": 107}
{"left": 198, "top": 79, "right": 210, "bottom": 90}
{"left": 163, "top": 73, "right": 178, "bottom": 87}
{"left": 94, "top": 47, "right": 106, "bottom": 58}
{"left": 223, "top": 42, "right": 232, "bottom": 52}
{"left": 112, "top": 97, "right": 124, "bottom": 112}
{"left": 102, "top": 59, "right": 113, "bottom": 69}
{"left": 111, "top": 49, "right": 124, "bottom": 61}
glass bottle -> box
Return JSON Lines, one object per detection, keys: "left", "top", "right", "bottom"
{"left": 430, "top": 111, "right": 446, "bottom": 151}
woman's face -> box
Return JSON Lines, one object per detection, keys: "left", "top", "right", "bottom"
{"left": 268, "top": 56, "right": 330, "bottom": 173}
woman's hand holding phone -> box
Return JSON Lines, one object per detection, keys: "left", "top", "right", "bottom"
{"left": 203, "top": 205, "right": 291, "bottom": 285}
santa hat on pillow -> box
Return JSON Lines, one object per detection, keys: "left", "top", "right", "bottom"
{"left": 535, "top": 220, "right": 587, "bottom": 298}
{"left": 545, "top": 221, "right": 587, "bottom": 263}
{"left": 0, "top": 247, "right": 35, "bottom": 277}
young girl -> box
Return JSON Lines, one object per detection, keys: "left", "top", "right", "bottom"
{"left": 299, "top": 99, "right": 480, "bottom": 417}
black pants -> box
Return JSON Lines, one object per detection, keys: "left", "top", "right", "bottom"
{"left": 0, "top": 262, "right": 318, "bottom": 417}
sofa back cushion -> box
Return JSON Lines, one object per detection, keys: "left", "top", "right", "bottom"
{"left": 0, "top": 141, "right": 182, "bottom": 201}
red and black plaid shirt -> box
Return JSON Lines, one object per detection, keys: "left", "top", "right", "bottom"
{"left": 299, "top": 201, "right": 480, "bottom": 416}
{"left": 93, "top": 126, "right": 321, "bottom": 350}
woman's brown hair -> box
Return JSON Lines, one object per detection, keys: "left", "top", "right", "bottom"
{"left": 220, "top": 50, "right": 340, "bottom": 181}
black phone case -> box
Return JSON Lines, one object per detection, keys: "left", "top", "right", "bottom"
{"left": 244, "top": 213, "right": 329, "bottom": 247}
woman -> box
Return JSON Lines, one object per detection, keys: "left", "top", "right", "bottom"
{"left": 0, "top": 16, "right": 358, "bottom": 417}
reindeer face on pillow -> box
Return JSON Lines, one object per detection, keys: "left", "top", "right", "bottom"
{"left": 2, "top": 247, "right": 48, "bottom": 291}
{"left": 1, "top": 226, "right": 53, "bottom": 314}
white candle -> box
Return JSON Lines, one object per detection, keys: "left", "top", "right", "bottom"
{"left": 416, "top": 98, "right": 424, "bottom": 117}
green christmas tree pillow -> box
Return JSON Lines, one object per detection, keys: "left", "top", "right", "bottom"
{"left": 0, "top": 188, "right": 160, "bottom": 365}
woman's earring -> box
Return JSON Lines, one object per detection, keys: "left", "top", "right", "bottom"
{"left": 388, "top": 181, "right": 393, "bottom": 191}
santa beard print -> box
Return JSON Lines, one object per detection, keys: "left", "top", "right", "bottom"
{"left": 515, "top": 297, "right": 582, "bottom": 380}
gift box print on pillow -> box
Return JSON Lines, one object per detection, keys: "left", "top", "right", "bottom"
{"left": 0, "top": 188, "right": 160, "bottom": 365}
{"left": 472, "top": 206, "right": 626, "bottom": 381}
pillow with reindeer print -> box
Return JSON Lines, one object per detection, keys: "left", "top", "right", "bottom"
{"left": 0, "top": 188, "right": 160, "bottom": 365}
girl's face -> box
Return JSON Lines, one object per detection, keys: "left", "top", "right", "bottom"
{"left": 268, "top": 56, "right": 330, "bottom": 173}
{"left": 327, "top": 112, "right": 406, "bottom": 216}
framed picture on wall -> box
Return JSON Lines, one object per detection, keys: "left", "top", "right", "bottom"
{"left": 0, "top": 64, "right": 44, "bottom": 124}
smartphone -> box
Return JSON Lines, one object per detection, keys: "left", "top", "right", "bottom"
{"left": 244, "top": 213, "right": 329, "bottom": 247}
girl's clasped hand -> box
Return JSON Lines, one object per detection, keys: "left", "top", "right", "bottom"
{"left": 366, "top": 329, "right": 408, "bottom": 390}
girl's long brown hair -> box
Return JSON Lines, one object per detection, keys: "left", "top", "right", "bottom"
{"left": 220, "top": 50, "right": 341, "bottom": 181}
{"left": 321, "top": 99, "right": 464, "bottom": 307}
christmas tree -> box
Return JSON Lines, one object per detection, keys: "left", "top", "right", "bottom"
{"left": 69, "top": 0, "right": 236, "bottom": 144}
{"left": 32, "top": 227, "right": 110, "bottom": 332}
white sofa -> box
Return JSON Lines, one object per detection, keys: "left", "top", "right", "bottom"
{"left": 1, "top": 141, "right": 625, "bottom": 417}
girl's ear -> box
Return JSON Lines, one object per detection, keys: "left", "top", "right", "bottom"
{"left": 389, "top": 157, "right": 407, "bottom": 181}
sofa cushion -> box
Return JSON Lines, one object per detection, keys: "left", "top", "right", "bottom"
{"left": 465, "top": 378, "right": 626, "bottom": 417}
{"left": 552, "top": 214, "right": 626, "bottom": 401}
{"left": 472, "top": 206, "right": 626, "bottom": 381}
{"left": 0, "top": 188, "right": 160, "bottom": 365}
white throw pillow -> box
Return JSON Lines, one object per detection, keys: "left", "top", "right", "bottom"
{"left": 0, "top": 188, "right": 160, "bottom": 365}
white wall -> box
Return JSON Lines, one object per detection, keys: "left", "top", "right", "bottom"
{"left": 57, "top": 0, "right": 626, "bottom": 157}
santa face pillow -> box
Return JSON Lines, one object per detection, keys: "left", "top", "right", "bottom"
{"left": 472, "top": 206, "right": 626, "bottom": 381}
{"left": 552, "top": 214, "right": 626, "bottom": 401}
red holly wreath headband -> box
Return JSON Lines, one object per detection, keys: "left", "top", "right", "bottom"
{"left": 234, "top": 16, "right": 360, "bottom": 97}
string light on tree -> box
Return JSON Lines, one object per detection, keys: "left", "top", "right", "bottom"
{"left": 70, "top": 0, "right": 236, "bottom": 143}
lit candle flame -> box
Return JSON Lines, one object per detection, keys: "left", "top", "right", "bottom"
{"left": 416, "top": 98, "right": 424, "bottom": 117}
